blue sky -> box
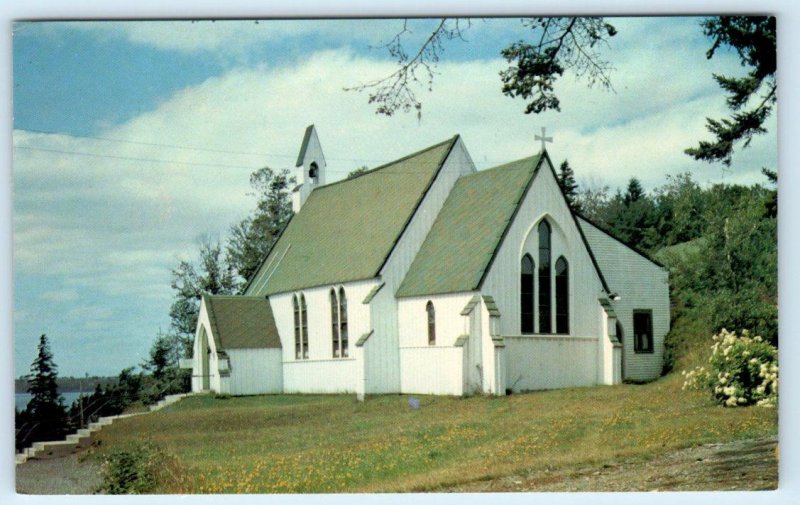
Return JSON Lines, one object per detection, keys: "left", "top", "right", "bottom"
{"left": 10, "top": 16, "right": 780, "bottom": 378}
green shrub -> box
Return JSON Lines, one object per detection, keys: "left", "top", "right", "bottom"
{"left": 97, "top": 442, "right": 181, "bottom": 494}
{"left": 682, "top": 328, "right": 778, "bottom": 407}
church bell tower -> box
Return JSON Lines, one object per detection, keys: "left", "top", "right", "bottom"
{"left": 292, "top": 124, "right": 327, "bottom": 213}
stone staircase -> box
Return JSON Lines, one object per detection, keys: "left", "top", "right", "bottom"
{"left": 16, "top": 393, "right": 191, "bottom": 465}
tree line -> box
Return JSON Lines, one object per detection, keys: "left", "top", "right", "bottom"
{"left": 557, "top": 160, "right": 777, "bottom": 368}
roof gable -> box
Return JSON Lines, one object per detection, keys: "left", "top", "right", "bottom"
{"left": 396, "top": 154, "right": 541, "bottom": 298}
{"left": 204, "top": 295, "right": 281, "bottom": 349}
{"left": 246, "top": 136, "right": 459, "bottom": 296}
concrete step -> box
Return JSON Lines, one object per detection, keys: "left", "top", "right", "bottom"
{"left": 18, "top": 393, "right": 193, "bottom": 465}
{"left": 30, "top": 440, "right": 77, "bottom": 459}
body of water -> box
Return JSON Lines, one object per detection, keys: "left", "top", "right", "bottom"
{"left": 15, "top": 391, "right": 84, "bottom": 411}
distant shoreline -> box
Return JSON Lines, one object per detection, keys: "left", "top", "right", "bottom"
{"left": 14, "top": 376, "right": 117, "bottom": 394}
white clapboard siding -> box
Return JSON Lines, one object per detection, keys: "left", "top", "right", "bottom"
{"left": 283, "top": 359, "right": 360, "bottom": 393}
{"left": 226, "top": 349, "right": 283, "bottom": 395}
{"left": 577, "top": 217, "right": 670, "bottom": 381}
{"left": 481, "top": 159, "right": 605, "bottom": 340}
{"left": 397, "top": 293, "right": 473, "bottom": 348}
{"left": 400, "top": 347, "right": 464, "bottom": 396}
{"left": 367, "top": 139, "right": 476, "bottom": 394}
{"left": 397, "top": 293, "right": 473, "bottom": 396}
{"left": 479, "top": 299, "right": 506, "bottom": 395}
{"left": 505, "top": 335, "right": 599, "bottom": 391}
{"left": 269, "top": 278, "right": 375, "bottom": 393}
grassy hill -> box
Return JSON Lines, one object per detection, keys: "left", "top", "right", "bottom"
{"left": 90, "top": 376, "right": 776, "bottom": 493}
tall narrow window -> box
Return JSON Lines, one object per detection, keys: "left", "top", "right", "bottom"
{"left": 633, "top": 310, "right": 654, "bottom": 353}
{"left": 555, "top": 256, "right": 569, "bottom": 334}
{"left": 426, "top": 301, "right": 436, "bottom": 345}
{"left": 521, "top": 254, "right": 534, "bottom": 334}
{"left": 538, "top": 220, "right": 552, "bottom": 333}
{"left": 300, "top": 294, "right": 309, "bottom": 359}
{"left": 330, "top": 289, "right": 340, "bottom": 357}
{"left": 293, "top": 295, "right": 301, "bottom": 359}
{"left": 339, "top": 287, "right": 348, "bottom": 358}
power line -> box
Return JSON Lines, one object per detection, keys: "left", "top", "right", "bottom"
{"left": 21, "top": 128, "right": 280, "bottom": 158}
{"left": 14, "top": 146, "right": 262, "bottom": 170}
{"left": 17, "top": 128, "right": 426, "bottom": 165}
{"left": 14, "top": 144, "right": 465, "bottom": 174}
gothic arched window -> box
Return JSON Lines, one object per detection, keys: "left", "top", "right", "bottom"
{"left": 300, "top": 294, "right": 308, "bottom": 359}
{"left": 538, "top": 220, "right": 552, "bottom": 333}
{"left": 426, "top": 301, "right": 436, "bottom": 345}
{"left": 330, "top": 289, "right": 340, "bottom": 357}
{"left": 521, "top": 254, "right": 535, "bottom": 334}
{"left": 339, "top": 287, "right": 349, "bottom": 358}
{"left": 293, "top": 295, "right": 302, "bottom": 359}
{"left": 555, "top": 256, "right": 569, "bottom": 334}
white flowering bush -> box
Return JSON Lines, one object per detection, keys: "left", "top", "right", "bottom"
{"left": 682, "top": 329, "right": 778, "bottom": 408}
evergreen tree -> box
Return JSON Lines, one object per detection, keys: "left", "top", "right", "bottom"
{"left": 557, "top": 160, "right": 581, "bottom": 212}
{"left": 623, "top": 178, "right": 645, "bottom": 206}
{"left": 685, "top": 17, "right": 776, "bottom": 165}
{"left": 24, "top": 334, "right": 70, "bottom": 445}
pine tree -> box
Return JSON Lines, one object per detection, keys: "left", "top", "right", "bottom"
{"left": 557, "top": 160, "right": 581, "bottom": 212}
{"left": 25, "top": 334, "right": 70, "bottom": 444}
{"left": 623, "top": 178, "right": 645, "bottom": 206}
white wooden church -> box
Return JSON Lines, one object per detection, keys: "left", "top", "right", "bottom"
{"left": 187, "top": 125, "right": 669, "bottom": 398}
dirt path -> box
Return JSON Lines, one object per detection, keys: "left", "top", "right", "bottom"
{"left": 446, "top": 437, "right": 778, "bottom": 492}
{"left": 16, "top": 453, "right": 103, "bottom": 495}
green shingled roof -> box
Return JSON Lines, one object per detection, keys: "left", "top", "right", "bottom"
{"left": 204, "top": 295, "right": 281, "bottom": 349}
{"left": 245, "top": 136, "right": 458, "bottom": 296}
{"left": 396, "top": 154, "right": 542, "bottom": 298}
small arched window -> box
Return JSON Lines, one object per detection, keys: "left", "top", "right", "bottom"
{"left": 309, "top": 162, "right": 319, "bottom": 181}
{"left": 521, "top": 254, "right": 535, "bottom": 334}
{"left": 293, "top": 295, "right": 301, "bottom": 359}
{"left": 300, "top": 294, "right": 309, "bottom": 359}
{"left": 555, "top": 256, "right": 569, "bottom": 334}
{"left": 538, "top": 220, "right": 552, "bottom": 333}
{"left": 339, "top": 287, "right": 348, "bottom": 357}
{"left": 330, "top": 289, "right": 340, "bottom": 357}
{"left": 426, "top": 301, "right": 436, "bottom": 345}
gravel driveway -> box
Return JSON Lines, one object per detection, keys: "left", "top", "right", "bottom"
{"left": 16, "top": 453, "right": 103, "bottom": 495}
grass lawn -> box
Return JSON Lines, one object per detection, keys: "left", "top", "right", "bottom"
{"left": 91, "top": 374, "right": 776, "bottom": 493}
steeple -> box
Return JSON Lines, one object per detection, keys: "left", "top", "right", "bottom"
{"left": 292, "top": 125, "right": 327, "bottom": 212}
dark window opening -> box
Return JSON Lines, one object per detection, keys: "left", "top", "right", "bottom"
{"left": 339, "top": 287, "right": 348, "bottom": 358}
{"left": 538, "top": 220, "right": 552, "bottom": 333}
{"left": 300, "top": 294, "right": 309, "bottom": 359}
{"left": 555, "top": 256, "right": 569, "bottom": 334}
{"left": 633, "top": 310, "right": 654, "bottom": 353}
{"left": 330, "top": 289, "right": 340, "bottom": 357}
{"left": 293, "top": 295, "right": 301, "bottom": 359}
{"left": 427, "top": 301, "right": 436, "bottom": 345}
{"left": 521, "top": 254, "right": 534, "bottom": 334}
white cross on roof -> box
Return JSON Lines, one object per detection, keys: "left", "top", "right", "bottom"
{"left": 535, "top": 127, "right": 553, "bottom": 152}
